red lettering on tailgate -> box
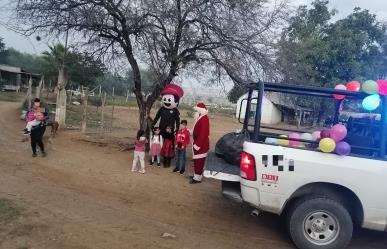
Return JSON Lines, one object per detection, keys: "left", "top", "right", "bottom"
{"left": 261, "top": 174, "right": 279, "bottom": 182}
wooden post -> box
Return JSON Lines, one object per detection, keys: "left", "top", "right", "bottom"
{"left": 69, "top": 87, "right": 72, "bottom": 103}
{"left": 126, "top": 89, "right": 129, "bottom": 103}
{"left": 27, "top": 76, "right": 33, "bottom": 110}
{"left": 110, "top": 87, "right": 115, "bottom": 132}
{"left": 81, "top": 88, "right": 89, "bottom": 134}
{"left": 100, "top": 92, "right": 107, "bottom": 137}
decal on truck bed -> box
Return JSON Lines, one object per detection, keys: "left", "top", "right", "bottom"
{"left": 261, "top": 155, "right": 295, "bottom": 172}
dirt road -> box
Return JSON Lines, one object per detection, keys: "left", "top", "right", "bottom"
{"left": 0, "top": 101, "right": 386, "bottom": 249}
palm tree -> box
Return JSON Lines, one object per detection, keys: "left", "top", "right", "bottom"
{"left": 42, "top": 43, "right": 69, "bottom": 127}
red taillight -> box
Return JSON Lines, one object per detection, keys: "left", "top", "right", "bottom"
{"left": 240, "top": 152, "right": 256, "bottom": 181}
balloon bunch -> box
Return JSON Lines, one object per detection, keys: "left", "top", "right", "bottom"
{"left": 264, "top": 125, "right": 351, "bottom": 156}
{"left": 265, "top": 132, "right": 317, "bottom": 148}
{"left": 318, "top": 124, "right": 351, "bottom": 156}
{"left": 333, "top": 80, "right": 387, "bottom": 112}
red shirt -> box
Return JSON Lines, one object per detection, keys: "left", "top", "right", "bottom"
{"left": 175, "top": 128, "right": 190, "bottom": 150}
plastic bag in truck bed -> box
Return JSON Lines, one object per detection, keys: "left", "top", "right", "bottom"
{"left": 215, "top": 130, "right": 250, "bottom": 165}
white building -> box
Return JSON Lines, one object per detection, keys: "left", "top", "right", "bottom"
{"left": 236, "top": 91, "right": 282, "bottom": 125}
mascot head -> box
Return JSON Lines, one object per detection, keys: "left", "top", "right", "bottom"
{"left": 160, "top": 83, "right": 184, "bottom": 109}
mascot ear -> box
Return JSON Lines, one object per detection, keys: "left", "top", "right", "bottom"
{"left": 174, "top": 95, "right": 180, "bottom": 104}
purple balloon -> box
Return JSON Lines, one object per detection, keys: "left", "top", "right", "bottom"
{"left": 320, "top": 129, "right": 331, "bottom": 138}
{"left": 335, "top": 142, "right": 351, "bottom": 156}
{"left": 330, "top": 124, "right": 347, "bottom": 142}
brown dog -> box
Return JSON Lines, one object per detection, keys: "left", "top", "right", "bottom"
{"left": 47, "top": 121, "right": 59, "bottom": 137}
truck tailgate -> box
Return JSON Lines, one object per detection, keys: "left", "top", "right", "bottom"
{"left": 204, "top": 152, "right": 240, "bottom": 182}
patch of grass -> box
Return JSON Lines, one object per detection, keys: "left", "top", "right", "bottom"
{"left": 0, "top": 198, "right": 21, "bottom": 223}
{"left": 0, "top": 91, "right": 25, "bottom": 102}
{"left": 106, "top": 95, "right": 137, "bottom": 107}
{"left": 66, "top": 103, "right": 113, "bottom": 128}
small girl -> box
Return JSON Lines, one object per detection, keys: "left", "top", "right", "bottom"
{"left": 160, "top": 126, "right": 175, "bottom": 168}
{"left": 132, "top": 130, "right": 148, "bottom": 174}
{"left": 149, "top": 127, "right": 163, "bottom": 167}
{"left": 23, "top": 107, "right": 44, "bottom": 135}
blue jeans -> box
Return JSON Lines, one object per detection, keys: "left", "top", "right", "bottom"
{"left": 175, "top": 149, "right": 186, "bottom": 172}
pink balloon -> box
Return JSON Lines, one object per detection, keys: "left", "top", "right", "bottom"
{"left": 312, "top": 131, "right": 321, "bottom": 141}
{"left": 377, "top": 80, "right": 387, "bottom": 95}
{"left": 330, "top": 124, "right": 347, "bottom": 142}
{"left": 289, "top": 133, "right": 301, "bottom": 147}
{"left": 333, "top": 84, "right": 347, "bottom": 100}
{"left": 320, "top": 129, "right": 331, "bottom": 138}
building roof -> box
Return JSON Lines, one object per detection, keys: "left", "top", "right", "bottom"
{"left": 0, "top": 64, "right": 40, "bottom": 77}
{"left": 0, "top": 64, "right": 22, "bottom": 74}
{"left": 238, "top": 91, "right": 313, "bottom": 111}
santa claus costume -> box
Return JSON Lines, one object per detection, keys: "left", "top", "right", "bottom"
{"left": 190, "top": 102, "right": 210, "bottom": 184}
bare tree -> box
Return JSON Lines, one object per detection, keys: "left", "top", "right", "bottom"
{"left": 13, "top": 0, "right": 288, "bottom": 131}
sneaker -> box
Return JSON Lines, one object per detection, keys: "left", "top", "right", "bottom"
{"left": 179, "top": 170, "right": 185, "bottom": 175}
{"left": 157, "top": 163, "right": 161, "bottom": 167}
{"left": 23, "top": 130, "right": 30, "bottom": 135}
{"left": 139, "top": 170, "right": 146, "bottom": 174}
{"left": 41, "top": 151, "right": 47, "bottom": 157}
{"left": 131, "top": 169, "right": 137, "bottom": 173}
{"left": 172, "top": 168, "right": 179, "bottom": 173}
{"left": 149, "top": 161, "right": 154, "bottom": 166}
{"left": 32, "top": 153, "right": 37, "bottom": 158}
{"left": 189, "top": 178, "right": 201, "bottom": 184}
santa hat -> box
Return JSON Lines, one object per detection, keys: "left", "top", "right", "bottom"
{"left": 161, "top": 83, "right": 184, "bottom": 98}
{"left": 194, "top": 102, "right": 208, "bottom": 115}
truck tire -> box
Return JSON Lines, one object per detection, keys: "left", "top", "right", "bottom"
{"left": 287, "top": 197, "right": 353, "bottom": 249}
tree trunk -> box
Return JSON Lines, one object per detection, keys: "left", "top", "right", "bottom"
{"left": 81, "top": 88, "right": 89, "bottom": 134}
{"left": 55, "top": 65, "right": 67, "bottom": 128}
{"left": 55, "top": 88, "right": 67, "bottom": 128}
{"left": 36, "top": 76, "right": 44, "bottom": 99}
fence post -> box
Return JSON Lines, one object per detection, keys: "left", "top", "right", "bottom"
{"left": 81, "top": 88, "right": 89, "bottom": 134}
{"left": 110, "top": 87, "right": 115, "bottom": 132}
{"left": 100, "top": 92, "right": 107, "bottom": 137}
{"left": 27, "top": 76, "right": 33, "bottom": 110}
{"left": 126, "top": 89, "right": 130, "bottom": 103}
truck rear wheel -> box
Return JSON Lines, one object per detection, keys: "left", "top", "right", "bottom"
{"left": 287, "top": 197, "right": 353, "bottom": 249}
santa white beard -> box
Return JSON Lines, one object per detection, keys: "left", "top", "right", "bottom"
{"left": 193, "top": 111, "right": 200, "bottom": 121}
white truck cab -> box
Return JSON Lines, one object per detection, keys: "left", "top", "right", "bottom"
{"left": 204, "top": 82, "right": 387, "bottom": 249}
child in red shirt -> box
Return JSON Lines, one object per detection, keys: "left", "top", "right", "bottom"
{"left": 173, "top": 120, "right": 190, "bottom": 174}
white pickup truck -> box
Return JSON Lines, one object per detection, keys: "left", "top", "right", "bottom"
{"left": 204, "top": 82, "right": 387, "bottom": 249}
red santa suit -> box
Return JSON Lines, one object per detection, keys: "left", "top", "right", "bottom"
{"left": 192, "top": 102, "right": 210, "bottom": 182}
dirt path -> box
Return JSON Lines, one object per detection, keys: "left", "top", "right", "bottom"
{"left": 0, "top": 101, "right": 386, "bottom": 249}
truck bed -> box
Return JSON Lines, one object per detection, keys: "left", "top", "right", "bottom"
{"left": 204, "top": 152, "right": 240, "bottom": 182}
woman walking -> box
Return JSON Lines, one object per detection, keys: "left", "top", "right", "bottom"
{"left": 26, "top": 98, "right": 48, "bottom": 157}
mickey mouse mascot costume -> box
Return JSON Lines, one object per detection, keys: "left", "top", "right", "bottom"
{"left": 152, "top": 83, "right": 184, "bottom": 138}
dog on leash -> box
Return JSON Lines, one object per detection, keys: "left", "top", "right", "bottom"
{"left": 47, "top": 120, "right": 59, "bottom": 137}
